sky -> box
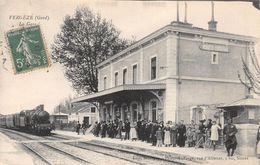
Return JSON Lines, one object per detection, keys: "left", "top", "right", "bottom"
{"left": 0, "top": 0, "right": 260, "bottom": 114}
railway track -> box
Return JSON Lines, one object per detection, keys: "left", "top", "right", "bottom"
{"left": 0, "top": 128, "right": 199, "bottom": 165}
{"left": 0, "top": 129, "right": 138, "bottom": 165}
{"left": 69, "top": 141, "right": 186, "bottom": 165}
{"left": 0, "top": 129, "right": 91, "bottom": 165}
{"left": 45, "top": 135, "right": 187, "bottom": 165}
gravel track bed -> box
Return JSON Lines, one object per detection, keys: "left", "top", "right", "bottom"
{"left": 69, "top": 141, "right": 181, "bottom": 165}
{"left": 46, "top": 142, "right": 138, "bottom": 165}
{"left": 23, "top": 142, "right": 87, "bottom": 165}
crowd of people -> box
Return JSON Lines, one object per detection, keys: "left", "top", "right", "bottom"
{"left": 91, "top": 119, "right": 227, "bottom": 151}
{"left": 71, "top": 117, "right": 260, "bottom": 157}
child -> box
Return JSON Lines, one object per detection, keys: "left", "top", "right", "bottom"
{"left": 186, "top": 127, "right": 194, "bottom": 147}
{"left": 156, "top": 127, "right": 163, "bottom": 147}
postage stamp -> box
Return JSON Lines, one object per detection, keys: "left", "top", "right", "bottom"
{"left": 6, "top": 25, "right": 50, "bottom": 74}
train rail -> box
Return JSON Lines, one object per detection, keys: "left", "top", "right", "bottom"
{"left": 0, "top": 129, "right": 138, "bottom": 165}
{"left": 0, "top": 129, "right": 91, "bottom": 165}
{"left": 69, "top": 141, "right": 186, "bottom": 165}
{"left": 44, "top": 134, "right": 187, "bottom": 165}
{"left": 0, "top": 128, "right": 200, "bottom": 165}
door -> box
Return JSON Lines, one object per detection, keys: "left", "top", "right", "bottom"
{"left": 83, "top": 117, "right": 89, "bottom": 126}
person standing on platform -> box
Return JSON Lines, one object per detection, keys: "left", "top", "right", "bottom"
{"left": 117, "top": 121, "right": 123, "bottom": 139}
{"left": 121, "top": 122, "right": 126, "bottom": 140}
{"left": 145, "top": 121, "right": 152, "bottom": 143}
{"left": 151, "top": 122, "right": 158, "bottom": 146}
{"left": 101, "top": 121, "right": 107, "bottom": 138}
{"left": 95, "top": 121, "right": 101, "bottom": 137}
{"left": 140, "top": 121, "right": 146, "bottom": 141}
{"left": 137, "top": 120, "right": 142, "bottom": 140}
{"left": 170, "top": 122, "right": 178, "bottom": 147}
{"left": 156, "top": 127, "right": 163, "bottom": 147}
{"left": 223, "top": 119, "right": 238, "bottom": 157}
{"left": 82, "top": 122, "right": 87, "bottom": 135}
{"left": 211, "top": 121, "right": 221, "bottom": 150}
{"left": 159, "top": 121, "right": 165, "bottom": 145}
{"left": 130, "top": 122, "right": 138, "bottom": 141}
{"left": 164, "top": 122, "right": 171, "bottom": 147}
{"left": 76, "top": 121, "right": 81, "bottom": 135}
{"left": 197, "top": 120, "right": 206, "bottom": 148}
{"left": 186, "top": 127, "right": 194, "bottom": 147}
{"left": 177, "top": 120, "right": 186, "bottom": 147}
{"left": 125, "top": 119, "right": 131, "bottom": 140}
{"left": 256, "top": 121, "right": 260, "bottom": 158}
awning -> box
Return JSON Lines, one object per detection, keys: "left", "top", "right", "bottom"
{"left": 218, "top": 97, "right": 260, "bottom": 108}
{"left": 72, "top": 83, "right": 166, "bottom": 103}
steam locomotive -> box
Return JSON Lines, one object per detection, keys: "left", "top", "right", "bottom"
{"left": 0, "top": 104, "right": 52, "bottom": 135}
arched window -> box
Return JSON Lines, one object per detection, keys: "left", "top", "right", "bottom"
{"left": 114, "top": 105, "right": 121, "bottom": 120}
{"left": 150, "top": 101, "right": 157, "bottom": 122}
{"left": 103, "top": 108, "right": 106, "bottom": 121}
{"left": 132, "top": 103, "right": 138, "bottom": 122}
{"left": 122, "top": 105, "right": 128, "bottom": 121}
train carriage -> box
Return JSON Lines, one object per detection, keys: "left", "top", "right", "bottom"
{"left": 6, "top": 115, "right": 14, "bottom": 128}
{"left": 0, "top": 115, "right": 6, "bottom": 127}
{"left": 14, "top": 113, "right": 20, "bottom": 127}
{"left": 19, "top": 111, "right": 26, "bottom": 127}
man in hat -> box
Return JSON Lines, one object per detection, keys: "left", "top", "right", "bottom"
{"left": 223, "top": 119, "right": 238, "bottom": 156}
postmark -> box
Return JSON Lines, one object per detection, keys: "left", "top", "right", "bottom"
{"left": 6, "top": 25, "right": 50, "bottom": 74}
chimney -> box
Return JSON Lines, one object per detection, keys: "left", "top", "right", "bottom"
{"left": 184, "top": 2, "right": 187, "bottom": 23}
{"left": 177, "top": 1, "right": 179, "bottom": 22}
{"left": 208, "top": 1, "right": 217, "bottom": 31}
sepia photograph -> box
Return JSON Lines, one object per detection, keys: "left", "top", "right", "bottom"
{"left": 0, "top": 0, "right": 260, "bottom": 164}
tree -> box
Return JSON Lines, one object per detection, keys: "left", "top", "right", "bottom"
{"left": 52, "top": 7, "right": 132, "bottom": 94}
{"left": 238, "top": 46, "right": 260, "bottom": 95}
{"left": 53, "top": 97, "right": 72, "bottom": 114}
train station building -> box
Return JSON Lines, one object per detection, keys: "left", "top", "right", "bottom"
{"left": 72, "top": 9, "right": 256, "bottom": 124}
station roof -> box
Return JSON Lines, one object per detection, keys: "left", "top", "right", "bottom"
{"left": 218, "top": 97, "right": 260, "bottom": 109}
{"left": 72, "top": 83, "right": 166, "bottom": 103}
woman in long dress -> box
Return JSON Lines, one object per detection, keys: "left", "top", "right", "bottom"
{"left": 130, "top": 122, "right": 137, "bottom": 141}
{"left": 164, "top": 124, "right": 171, "bottom": 147}
{"left": 210, "top": 121, "right": 221, "bottom": 150}
{"left": 16, "top": 31, "right": 39, "bottom": 66}
{"left": 170, "top": 122, "right": 177, "bottom": 147}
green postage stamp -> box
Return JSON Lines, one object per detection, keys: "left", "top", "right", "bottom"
{"left": 6, "top": 25, "right": 50, "bottom": 74}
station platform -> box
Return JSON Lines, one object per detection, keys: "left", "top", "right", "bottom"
{"left": 53, "top": 130, "right": 259, "bottom": 165}
{"left": 0, "top": 129, "right": 258, "bottom": 165}
{"left": 0, "top": 132, "right": 34, "bottom": 165}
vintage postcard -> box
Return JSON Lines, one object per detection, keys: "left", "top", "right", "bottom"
{"left": 0, "top": 0, "right": 260, "bottom": 165}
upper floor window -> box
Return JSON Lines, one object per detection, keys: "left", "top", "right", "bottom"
{"left": 211, "top": 52, "right": 218, "bottom": 64}
{"left": 133, "top": 64, "right": 137, "bottom": 84}
{"left": 151, "top": 57, "right": 157, "bottom": 80}
{"left": 91, "top": 107, "right": 96, "bottom": 113}
{"left": 123, "top": 68, "right": 127, "bottom": 85}
{"left": 114, "top": 72, "right": 118, "bottom": 86}
{"left": 104, "top": 76, "right": 107, "bottom": 89}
